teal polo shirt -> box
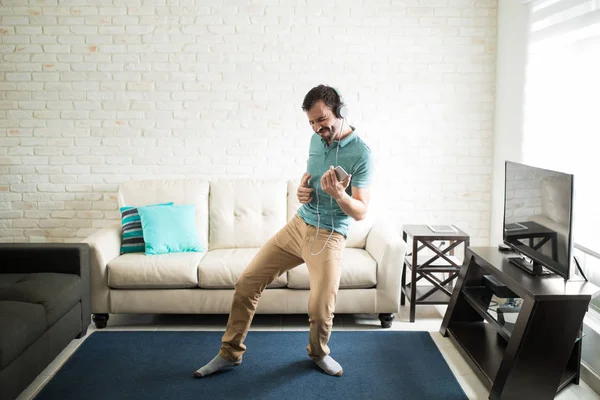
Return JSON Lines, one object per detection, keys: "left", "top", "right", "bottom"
{"left": 297, "top": 127, "right": 373, "bottom": 237}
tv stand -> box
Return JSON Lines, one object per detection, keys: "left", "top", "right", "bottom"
{"left": 441, "top": 247, "right": 600, "bottom": 400}
{"left": 507, "top": 256, "right": 550, "bottom": 276}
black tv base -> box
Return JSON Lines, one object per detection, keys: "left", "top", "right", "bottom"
{"left": 441, "top": 247, "right": 600, "bottom": 400}
{"left": 508, "top": 256, "right": 552, "bottom": 276}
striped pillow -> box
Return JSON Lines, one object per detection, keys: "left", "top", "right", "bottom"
{"left": 119, "top": 203, "right": 173, "bottom": 254}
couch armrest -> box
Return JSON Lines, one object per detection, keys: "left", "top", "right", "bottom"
{"left": 82, "top": 223, "right": 121, "bottom": 314}
{"left": 365, "top": 219, "right": 407, "bottom": 312}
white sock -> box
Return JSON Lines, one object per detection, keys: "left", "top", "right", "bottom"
{"left": 315, "top": 355, "right": 343, "bottom": 377}
{"left": 194, "top": 354, "right": 240, "bottom": 378}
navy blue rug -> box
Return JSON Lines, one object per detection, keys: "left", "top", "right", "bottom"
{"left": 35, "top": 331, "right": 466, "bottom": 400}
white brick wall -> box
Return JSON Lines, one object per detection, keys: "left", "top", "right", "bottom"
{"left": 0, "top": 0, "right": 497, "bottom": 245}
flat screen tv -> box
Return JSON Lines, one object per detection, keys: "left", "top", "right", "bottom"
{"left": 503, "top": 161, "right": 574, "bottom": 279}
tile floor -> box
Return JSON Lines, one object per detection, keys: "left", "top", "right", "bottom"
{"left": 15, "top": 305, "right": 600, "bottom": 400}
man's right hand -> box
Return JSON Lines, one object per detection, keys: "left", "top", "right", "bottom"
{"left": 297, "top": 172, "right": 313, "bottom": 204}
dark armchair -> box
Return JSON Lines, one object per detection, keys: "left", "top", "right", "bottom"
{"left": 0, "top": 243, "right": 90, "bottom": 400}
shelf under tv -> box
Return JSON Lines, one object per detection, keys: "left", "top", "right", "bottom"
{"left": 446, "top": 322, "right": 578, "bottom": 392}
{"left": 440, "top": 247, "right": 600, "bottom": 400}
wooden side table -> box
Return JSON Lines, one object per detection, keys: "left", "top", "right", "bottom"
{"left": 401, "top": 225, "right": 470, "bottom": 322}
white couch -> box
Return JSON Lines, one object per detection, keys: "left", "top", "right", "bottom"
{"left": 83, "top": 179, "right": 407, "bottom": 329}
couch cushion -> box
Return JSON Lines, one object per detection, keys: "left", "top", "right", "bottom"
{"left": 286, "top": 180, "right": 375, "bottom": 248}
{"left": 287, "top": 248, "right": 377, "bottom": 289}
{"left": 0, "top": 274, "right": 24, "bottom": 285}
{"left": 117, "top": 179, "right": 209, "bottom": 251}
{"left": 209, "top": 180, "right": 287, "bottom": 250}
{"left": 0, "top": 273, "right": 81, "bottom": 327}
{"left": 107, "top": 252, "right": 204, "bottom": 289}
{"left": 198, "top": 249, "right": 288, "bottom": 288}
{"left": 0, "top": 301, "right": 46, "bottom": 369}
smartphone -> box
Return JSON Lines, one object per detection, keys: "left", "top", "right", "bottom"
{"left": 334, "top": 166, "right": 349, "bottom": 182}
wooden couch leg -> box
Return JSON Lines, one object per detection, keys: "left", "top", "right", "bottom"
{"left": 76, "top": 326, "right": 88, "bottom": 338}
{"left": 92, "top": 313, "right": 109, "bottom": 329}
{"left": 379, "top": 313, "right": 394, "bottom": 328}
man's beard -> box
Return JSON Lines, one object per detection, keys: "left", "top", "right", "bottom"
{"left": 319, "top": 126, "right": 336, "bottom": 143}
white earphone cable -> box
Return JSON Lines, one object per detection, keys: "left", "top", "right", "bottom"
{"left": 309, "top": 117, "right": 345, "bottom": 256}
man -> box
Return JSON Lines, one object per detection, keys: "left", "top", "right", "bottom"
{"left": 194, "top": 84, "right": 373, "bottom": 378}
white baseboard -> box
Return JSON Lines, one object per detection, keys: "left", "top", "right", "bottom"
{"left": 582, "top": 362, "right": 600, "bottom": 396}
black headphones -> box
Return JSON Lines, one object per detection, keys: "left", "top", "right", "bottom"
{"left": 330, "top": 86, "right": 348, "bottom": 119}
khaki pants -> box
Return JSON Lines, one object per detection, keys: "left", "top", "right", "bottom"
{"left": 219, "top": 214, "right": 346, "bottom": 362}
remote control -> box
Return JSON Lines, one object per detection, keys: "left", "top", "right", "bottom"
{"left": 498, "top": 243, "right": 512, "bottom": 252}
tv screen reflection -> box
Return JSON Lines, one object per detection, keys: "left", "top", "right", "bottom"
{"left": 503, "top": 162, "right": 573, "bottom": 269}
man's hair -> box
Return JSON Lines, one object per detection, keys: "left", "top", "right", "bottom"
{"left": 301, "top": 84, "right": 343, "bottom": 113}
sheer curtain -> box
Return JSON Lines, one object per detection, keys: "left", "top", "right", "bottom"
{"left": 523, "top": 0, "right": 600, "bottom": 256}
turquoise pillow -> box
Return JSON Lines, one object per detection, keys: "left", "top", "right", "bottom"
{"left": 137, "top": 204, "right": 203, "bottom": 255}
{"left": 119, "top": 202, "right": 173, "bottom": 254}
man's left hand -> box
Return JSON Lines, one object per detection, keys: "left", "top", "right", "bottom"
{"left": 321, "top": 165, "right": 351, "bottom": 201}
